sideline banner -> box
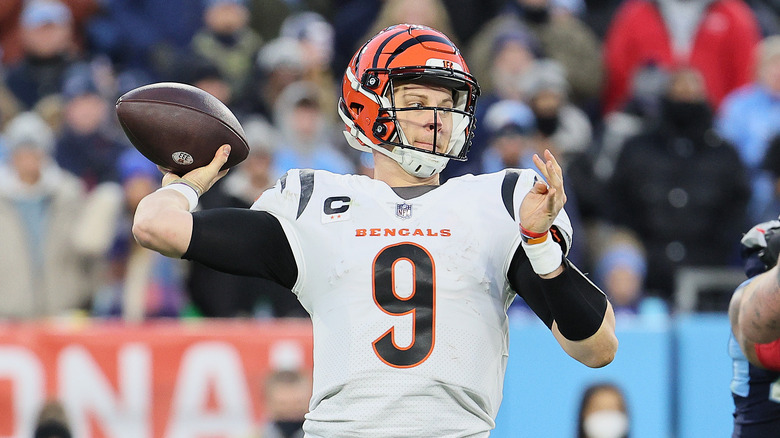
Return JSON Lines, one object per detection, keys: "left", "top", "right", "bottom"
{"left": 0, "top": 319, "right": 314, "bottom": 438}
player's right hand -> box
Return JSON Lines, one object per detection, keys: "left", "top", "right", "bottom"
{"left": 161, "top": 144, "right": 231, "bottom": 195}
{"left": 519, "top": 149, "right": 567, "bottom": 233}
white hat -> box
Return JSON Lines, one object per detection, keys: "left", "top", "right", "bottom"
{"left": 2, "top": 112, "right": 55, "bottom": 154}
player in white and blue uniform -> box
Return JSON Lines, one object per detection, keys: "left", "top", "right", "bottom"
{"left": 729, "top": 219, "right": 780, "bottom": 436}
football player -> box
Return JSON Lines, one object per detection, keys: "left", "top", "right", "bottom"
{"left": 729, "top": 218, "right": 780, "bottom": 437}
{"left": 133, "top": 24, "right": 617, "bottom": 436}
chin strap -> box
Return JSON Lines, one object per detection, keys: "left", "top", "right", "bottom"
{"left": 396, "top": 147, "right": 449, "bottom": 178}
{"left": 340, "top": 111, "right": 449, "bottom": 178}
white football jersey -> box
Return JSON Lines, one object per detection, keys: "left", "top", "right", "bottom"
{"left": 253, "top": 169, "right": 572, "bottom": 438}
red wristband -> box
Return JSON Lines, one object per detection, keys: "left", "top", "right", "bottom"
{"left": 520, "top": 225, "right": 550, "bottom": 244}
{"left": 520, "top": 225, "right": 548, "bottom": 238}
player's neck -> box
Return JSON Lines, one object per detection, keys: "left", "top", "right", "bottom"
{"left": 372, "top": 152, "right": 440, "bottom": 188}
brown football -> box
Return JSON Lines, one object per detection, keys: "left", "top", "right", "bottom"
{"left": 116, "top": 82, "right": 249, "bottom": 175}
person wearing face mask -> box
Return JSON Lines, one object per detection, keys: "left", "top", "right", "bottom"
{"left": 190, "top": 0, "right": 264, "bottom": 98}
{"left": 602, "top": 0, "right": 761, "bottom": 114}
{"left": 464, "top": 0, "right": 603, "bottom": 108}
{"left": 604, "top": 66, "right": 750, "bottom": 303}
{"left": 251, "top": 369, "right": 312, "bottom": 438}
{"left": 717, "top": 35, "right": 780, "bottom": 224}
{"left": 520, "top": 59, "right": 593, "bottom": 170}
{"left": 576, "top": 382, "right": 630, "bottom": 438}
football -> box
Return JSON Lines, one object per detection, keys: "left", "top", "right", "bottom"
{"left": 116, "top": 82, "right": 249, "bottom": 175}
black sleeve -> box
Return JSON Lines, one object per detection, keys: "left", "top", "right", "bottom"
{"left": 182, "top": 208, "right": 297, "bottom": 289}
{"left": 508, "top": 245, "right": 608, "bottom": 341}
{"left": 508, "top": 248, "right": 555, "bottom": 328}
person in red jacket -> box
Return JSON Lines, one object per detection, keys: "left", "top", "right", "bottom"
{"left": 602, "top": 0, "right": 761, "bottom": 114}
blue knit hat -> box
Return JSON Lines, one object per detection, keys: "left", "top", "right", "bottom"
{"left": 118, "top": 149, "right": 159, "bottom": 183}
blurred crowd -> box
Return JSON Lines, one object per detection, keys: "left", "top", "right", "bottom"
{"left": 0, "top": 0, "right": 778, "bottom": 322}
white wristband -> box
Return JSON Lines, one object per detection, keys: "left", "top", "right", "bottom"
{"left": 521, "top": 233, "right": 563, "bottom": 275}
{"left": 156, "top": 183, "right": 199, "bottom": 212}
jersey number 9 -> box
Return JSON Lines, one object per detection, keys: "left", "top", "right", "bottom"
{"left": 372, "top": 242, "right": 435, "bottom": 368}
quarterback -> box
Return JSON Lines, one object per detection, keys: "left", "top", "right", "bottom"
{"left": 133, "top": 24, "right": 617, "bottom": 437}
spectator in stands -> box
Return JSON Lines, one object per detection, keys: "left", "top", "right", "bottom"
{"left": 579, "top": 0, "right": 623, "bottom": 40}
{"left": 605, "top": 66, "right": 750, "bottom": 301}
{"left": 91, "top": 149, "right": 187, "bottom": 320}
{"left": 440, "top": 0, "right": 508, "bottom": 49}
{"left": 179, "top": 58, "right": 237, "bottom": 115}
{"left": 481, "top": 98, "right": 587, "bottom": 267}
{"left": 271, "top": 80, "right": 355, "bottom": 176}
{"left": 247, "top": 0, "right": 332, "bottom": 43}
{"left": 481, "top": 100, "right": 537, "bottom": 172}
{"left": 467, "top": 0, "right": 604, "bottom": 108}
{"left": 54, "top": 62, "right": 128, "bottom": 190}
{"left": 5, "top": 0, "right": 78, "bottom": 110}
{"left": 0, "top": 0, "right": 98, "bottom": 68}
{"left": 520, "top": 58, "right": 593, "bottom": 169}
{"left": 186, "top": 117, "right": 306, "bottom": 318}
{"left": 717, "top": 35, "right": 780, "bottom": 223}
{"left": 444, "top": 27, "right": 542, "bottom": 180}
{"left": 33, "top": 400, "right": 72, "bottom": 438}
{"left": 602, "top": 0, "right": 761, "bottom": 114}
{"left": 0, "top": 1, "right": 25, "bottom": 67}
{"left": 745, "top": 0, "right": 780, "bottom": 37}
{"left": 0, "top": 111, "right": 101, "bottom": 318}
{"left": 199, "top": 117, "right": 278, "bottom": 212}
{"left": 279, "top": 12, "right": 338, "bottom": 123}
{"left": 471, "top": 28, "right": 542, "bottom": 106}
{"left": 576, "top": 382, "right": 630, "bottom": 438}
{"left": 758, "top": 134, "right": 780, "bottom": 223}
{"left": 190, "top": 0, "right": 263, "bottom": 99}
{"left": 592, "top": 230, "right": 648, "bottom": 318}
{"left": 85, "top": 0, "right": 205, "bottom": 78}
{"left": 236, "top": 37, "right": 305, "bottom": 120}
{"left": 594, "top": 63, "right": 670, "bottom": 182}
{"left": 253, "top": 369, "right": 312, "bottom": 438}
{"left": 360, "top": 0, "right": 458, "bottom": 47}
{"left": 330, "top": 0, "right": 381, "bottom": 75}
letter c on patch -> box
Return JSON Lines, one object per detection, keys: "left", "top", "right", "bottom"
{"left": 324, "top": 196, "right": 351, "bottom": 214}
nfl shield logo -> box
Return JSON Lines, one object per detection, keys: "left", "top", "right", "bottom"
{"left": 396, "top": 203, "right": 412, "bottom": 219}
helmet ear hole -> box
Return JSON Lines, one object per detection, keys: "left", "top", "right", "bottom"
{"left": 350, "top": 102, "right": 364, "bottom": 115}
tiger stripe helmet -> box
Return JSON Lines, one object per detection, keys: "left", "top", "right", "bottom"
{"left": 338, "top": 24, "right": 480, "bottom": 177}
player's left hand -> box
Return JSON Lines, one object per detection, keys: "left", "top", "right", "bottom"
{"left": 519, "top": 149, "right": 567, "bottom": 233}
